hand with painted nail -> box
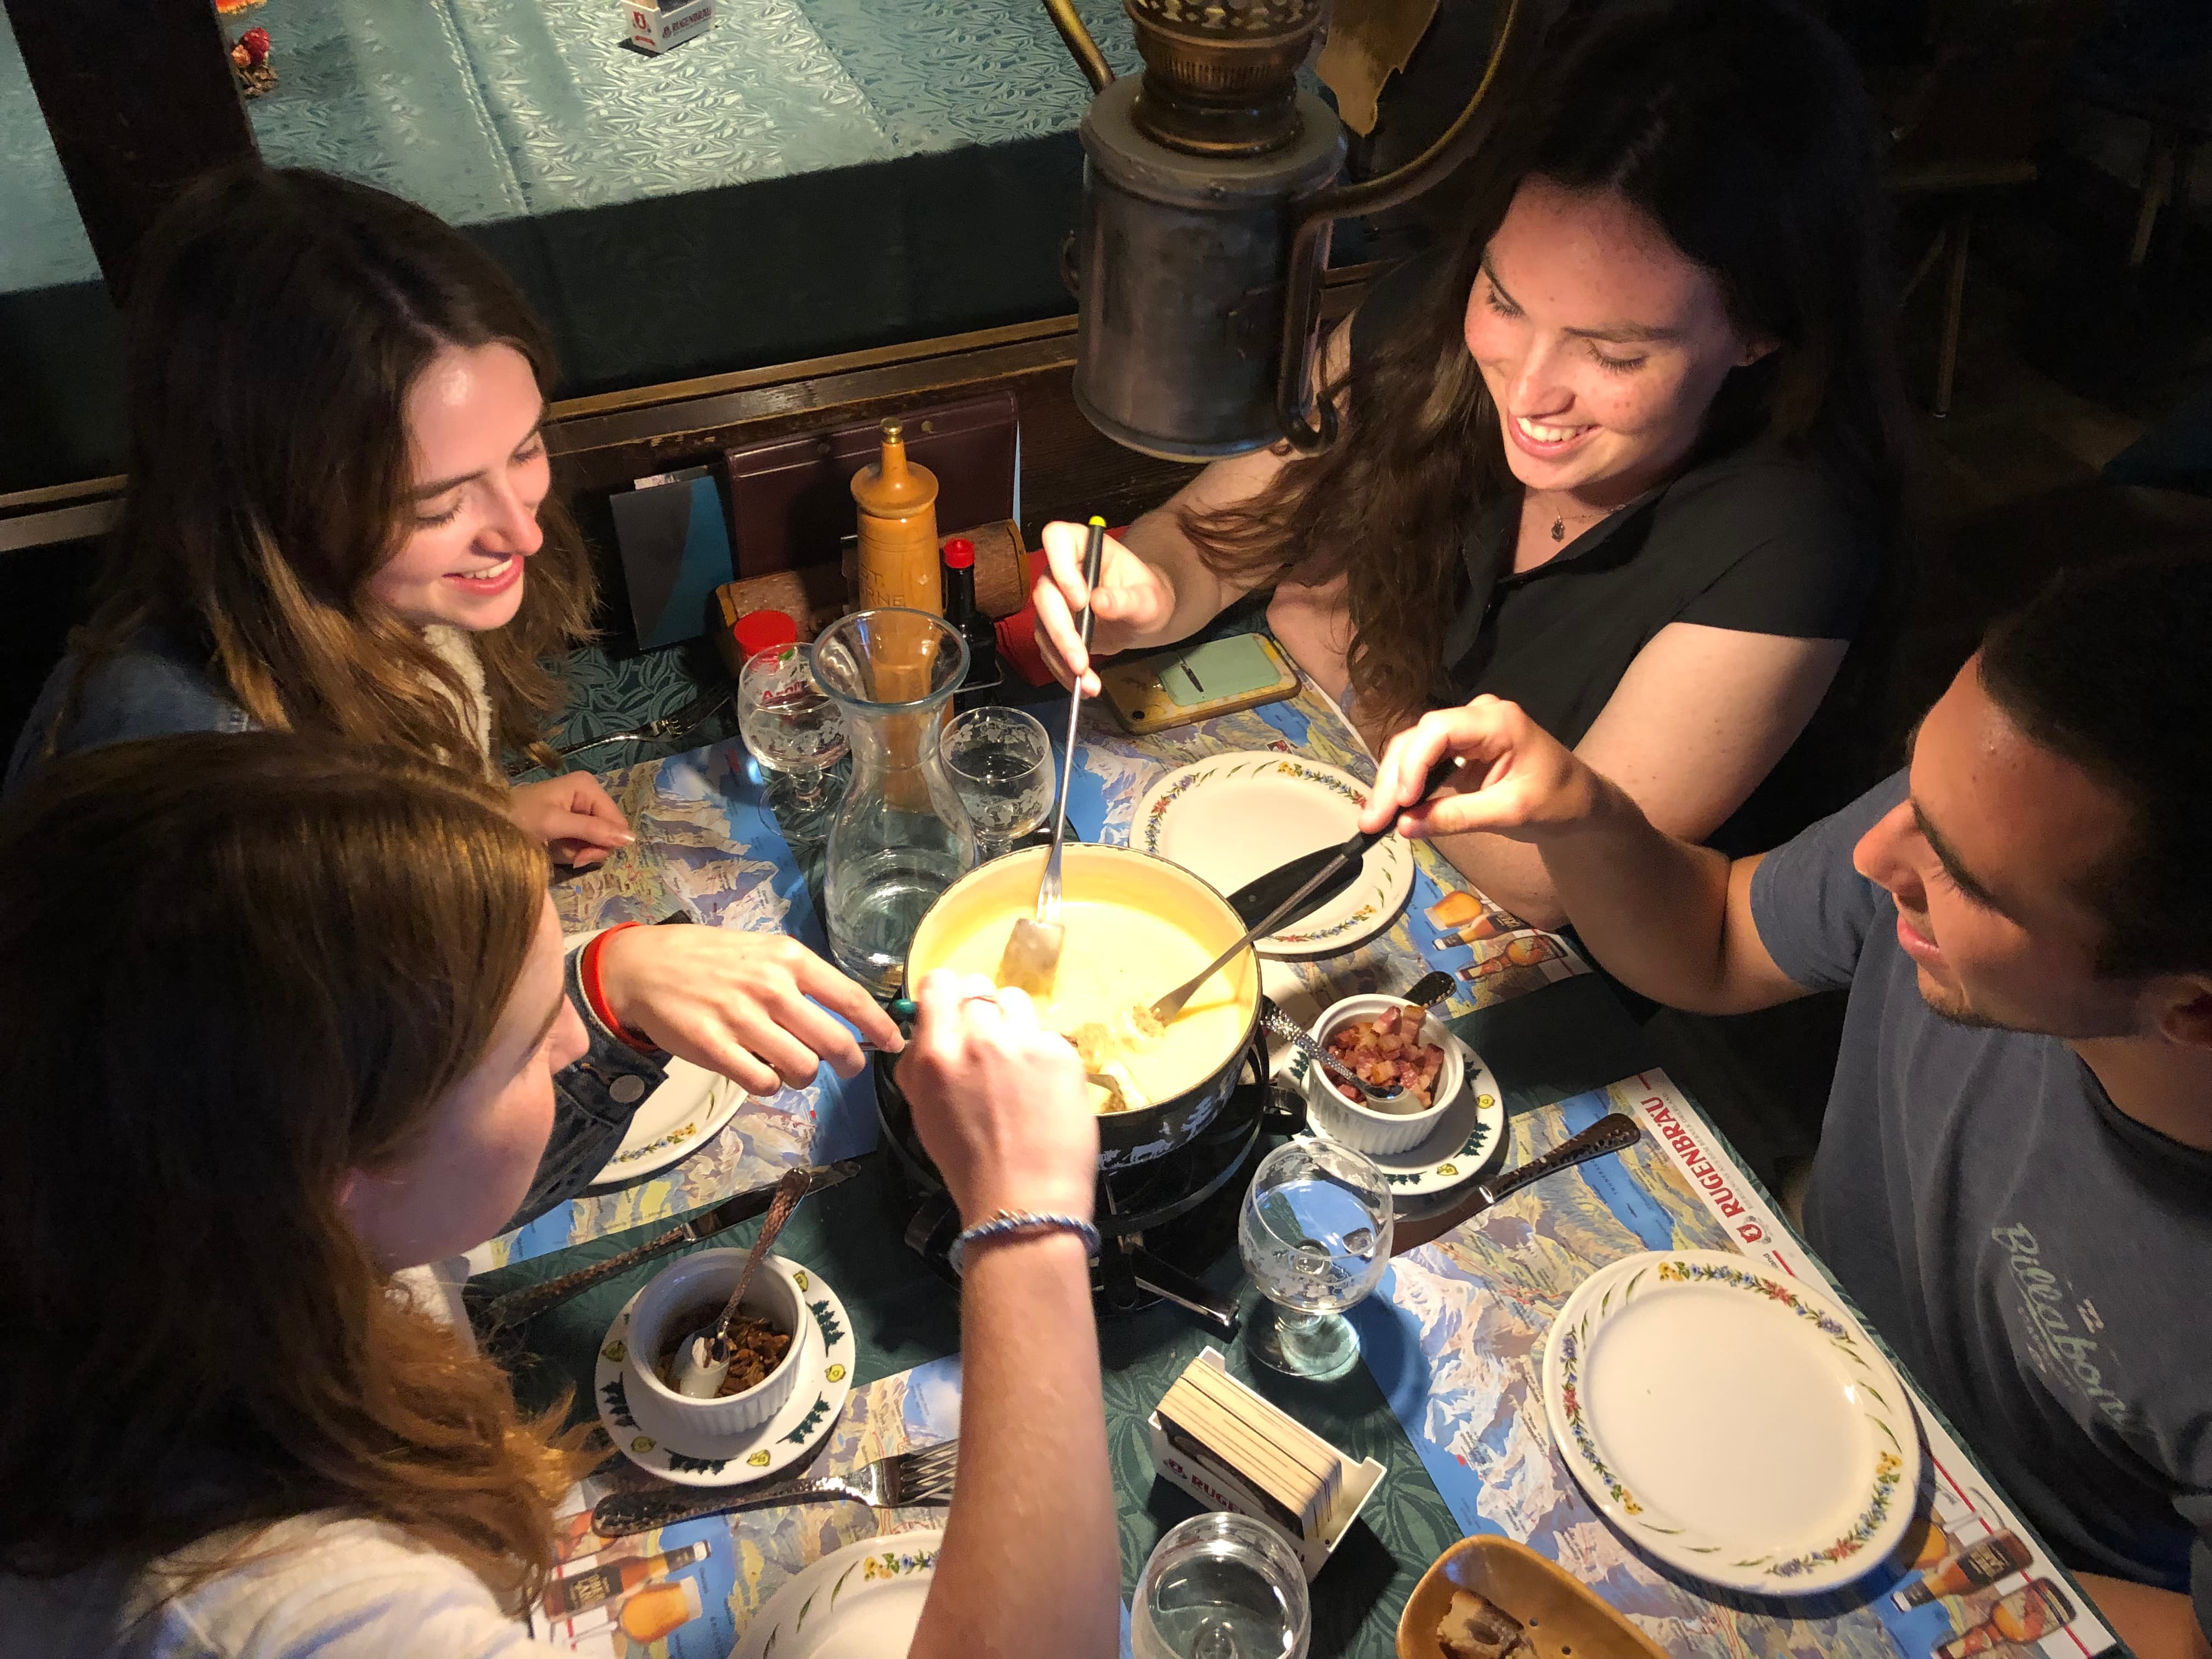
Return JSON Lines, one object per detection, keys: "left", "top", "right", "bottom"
{"left": 508, "top": 771, "right": 634, "bottom": 868}
{"left": 1028, "top": 520, "right": 1180, "bottom": 696}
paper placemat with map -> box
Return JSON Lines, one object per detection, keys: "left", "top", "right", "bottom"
{"left": 477, "top": 668, "right": 1582, "bottom": 1270}
{"left": 530, "top": 1355, "right": 964, "bottom": 1653}
{"left": 1353, "top": 1071, "right": 2117, "bottom": 1659}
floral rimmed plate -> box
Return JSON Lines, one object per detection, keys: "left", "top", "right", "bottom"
{"left": 732, "top": 1528, "right": 944, "bottom": 1659}
{"left": 1539, "top": 1249, "right": 1921, "bottom": 1595}
{"left": 594, "top": 1266, "right": 856, "bottom": 1488}
{"left": 1133, "top": 753, "right": 1414, "bottom": 957}
{"left": 587, "top": 1058, "right": 747, "bottom": 1187}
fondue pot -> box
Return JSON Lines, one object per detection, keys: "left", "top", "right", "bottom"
{"left": 902, "top": 843, "right": 1266, "bottom": 1171}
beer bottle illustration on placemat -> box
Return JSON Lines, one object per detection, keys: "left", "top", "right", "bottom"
{"left": 1897, "top": 1531, "right": 2034, "bottom": 1610}
{"left": 1934, "top": 1577, "right": 2076, "bottom": 1659}
{"left": 543, "top": 1541, "right": 708, "bottom": 1618}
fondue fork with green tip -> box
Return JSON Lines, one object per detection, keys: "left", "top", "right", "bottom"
{"left": 997, "top": 515, "right": 1108, "bottom": 1000}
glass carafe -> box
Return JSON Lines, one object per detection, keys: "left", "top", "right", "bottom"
{"left": 810, "top": 608, "right": 976, "bottom": 996}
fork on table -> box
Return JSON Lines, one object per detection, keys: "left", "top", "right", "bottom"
{"left": 589, "top": 1438, "right": 958, "bottom": 1538}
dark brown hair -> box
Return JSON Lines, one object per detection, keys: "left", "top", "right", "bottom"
{"left": 1188, "top": 0, "right": 1907, "bottom": 737}
{"left": 0, "top": 734, "right": 589, "bottom": 1610}
{"left": 1980, "top": 555, "right": 2212, "bottom": 979}
{"left": 66, "top": 163, "right": 594, "bottom": 772}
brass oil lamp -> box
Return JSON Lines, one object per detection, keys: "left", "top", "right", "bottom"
{"left": 1044, "top": 0, "right": 1521, "bottom": 460}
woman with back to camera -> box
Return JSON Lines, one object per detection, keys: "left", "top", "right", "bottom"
{"left": 0, "top": 735, "right": 1119, "bottom": 1659}
{"left": 7, "top": 163, "right": 902, "bottom": 1189}
{"left": 1035, "top": 0, "right": 1908, "bottom": 928}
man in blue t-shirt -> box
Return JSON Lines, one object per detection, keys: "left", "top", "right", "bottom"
{"left": 1357, "top": 555, "right": 2212, "bottom": 1659}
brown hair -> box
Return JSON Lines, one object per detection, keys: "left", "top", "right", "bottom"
{"left": 1188, "top": 0, "right": 1907, "bottom": 737}
{"left": 0, "top": 733, "right": 589, "bottom": 1611}
{"left": 65, "top": 162, "right": 595, "bottom": 773}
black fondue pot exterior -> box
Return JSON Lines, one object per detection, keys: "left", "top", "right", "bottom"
{"left": 901, "top": 844, "right": 1262, "bottom": 1171}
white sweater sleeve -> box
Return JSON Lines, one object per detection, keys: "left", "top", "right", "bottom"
{"left": 140, "top": 1518, "right": 565, "bottom": 1658}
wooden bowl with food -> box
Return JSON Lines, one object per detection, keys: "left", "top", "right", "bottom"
{"left": 622, "top": 1248, "right": 809, "bottom": 1440}
{"left": 1304, "top": 994, "right": 1463, "bottom": 1157}
{"left": 1398, "top": 1537, "right": 1669, "bottom": 1659}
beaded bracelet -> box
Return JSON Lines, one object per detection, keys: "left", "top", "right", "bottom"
{"left": 947, "top": 1210, "right": 1100, "bottom": 1278}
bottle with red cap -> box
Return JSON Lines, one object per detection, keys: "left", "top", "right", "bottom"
{"left": 940, "top": 538, "right": 1002, "bottom": 712}
{"left": 731, "top": 607, "right": 799, "bottom": 665}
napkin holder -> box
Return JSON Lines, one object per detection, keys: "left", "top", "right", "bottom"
{"left": 1147, "top": 1347, "right": 1384, "bottom": 1580}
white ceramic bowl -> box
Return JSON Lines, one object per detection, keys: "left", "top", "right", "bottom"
{"left": 1303, "top": 994, "right": 1463, "bottom": 1157}
{"left": 622, "top": 1250, "right": 810, "bottom": 1440}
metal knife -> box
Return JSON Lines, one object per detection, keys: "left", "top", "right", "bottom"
{"left": 471, "top": 1160, "right": 861, "bottom": 1331}
{"left": 1390, "top": 1113, "right": 1641, "bottom": 1254}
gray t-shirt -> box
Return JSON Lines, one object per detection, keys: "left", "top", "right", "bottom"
{"left": 1751, "top": 774, "right": 2212, "bottom": 1632}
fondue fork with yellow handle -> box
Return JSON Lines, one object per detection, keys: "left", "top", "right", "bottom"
{"left": 997, "top": 515, "right": 1108, "bottom": 999}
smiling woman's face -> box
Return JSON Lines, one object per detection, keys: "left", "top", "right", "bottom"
{"left": 1463, "top": 177, "right": 1771, "bottom": 501}
{"left": 366, "top": 341, "right": 550, "bottom": 631}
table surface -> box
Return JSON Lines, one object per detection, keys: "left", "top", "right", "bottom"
{"left": 478, "top": 647, "right": 2108, "bottom": 1659}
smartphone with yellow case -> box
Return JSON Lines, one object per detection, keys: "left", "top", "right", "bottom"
{"left": 1098, "top": 634, "right": 1300, "bottom": 734}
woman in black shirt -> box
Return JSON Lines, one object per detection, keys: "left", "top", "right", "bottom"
{"left": 1034, "top": 0, "right": 1907, "bottom": 927}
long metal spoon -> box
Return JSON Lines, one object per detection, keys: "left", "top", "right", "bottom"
{"left": 997, "top": 515, "right": 1108, "bottom": 999}
{"left": 1259, "top": 1003, "right": 1407, "bottom": 1105}
{"left": 670, "top": 1167, "right": 810, "bottom": 1398}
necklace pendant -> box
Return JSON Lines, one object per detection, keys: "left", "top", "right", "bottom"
{"left": 1550, "top": 517, "right": 1566, "bottom": 541}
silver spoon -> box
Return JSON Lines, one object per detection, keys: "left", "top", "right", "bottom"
{"left": 1259, "top": 1003, "right": 1407, "bottom": 1105}
{"left": 670, "top": 1167, "right": 810, "bottom": 1398}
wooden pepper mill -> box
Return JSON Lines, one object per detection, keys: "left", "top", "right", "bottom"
{"left": 850, "top": 418, "right": 943, "bottom": 617}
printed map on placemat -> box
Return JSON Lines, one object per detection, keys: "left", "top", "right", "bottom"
{"left": 478, "top": 743, "right": 877, "bottom": 1271}
{"left": 1356, "top": 1073, "right": 2117, "bottom": 1659}
{"left": 532, "top": 1357, "right": 963, "bottom": 1653}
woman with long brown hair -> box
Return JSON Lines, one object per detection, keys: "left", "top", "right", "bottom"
{"left": 1035, "top": 0, "right": 1908, "bottom": 928}
{"left": 0, "top": 735, "right": 1118, "bottom": 1658}
{"left": 6, "top": 162, "right": 902, "bottom": 1149}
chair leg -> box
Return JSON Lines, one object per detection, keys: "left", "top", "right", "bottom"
{"left": 2130, "top": 123, "right": 2178, "bottom": 269}
{"left": 1934, "top": 205, "right": 1971, "bottom": 420}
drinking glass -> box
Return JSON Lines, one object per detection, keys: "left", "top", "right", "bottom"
{"left": 942, "top": 706, "right": 1055, "bottom": 861}
{"left": 1131, "top": 1512, "right": 1310, "bottom": 1659}
{"left": 1238, "top": 1138, "right": 1392, "bottom": 1380}
{"left": 737, "top": 644, "right": 848, "bottom": 813}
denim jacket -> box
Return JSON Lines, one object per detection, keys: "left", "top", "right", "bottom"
{"left": 4, "top": 631, "right": 253, "bottom": 799}
{"left": 7, "top": 633, "right": 667, "bottom": 1231}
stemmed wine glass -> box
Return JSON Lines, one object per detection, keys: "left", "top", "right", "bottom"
{"left": 737, "top": 644, "right": 848, "bottom": 819}
{"left": 941, "top": 706, "right": 1056, "bottom": 862}
{"left": 1238, "top": 1138, "right": 1393, "bottom": 1380}
{"left": 1132, "top": 1511, "right": 1311, "bottom": 1659}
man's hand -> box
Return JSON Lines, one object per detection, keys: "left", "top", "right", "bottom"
{"left": 1360, "top": 695, "right": 1607, "bottom": 844}
{"left": 594, "top": 927, "right": 902, "bottom": 1097}
{"left": 895, "top": 972, "right": 1097, "bottom": 1228}
{"left": 510, "top": 772, "right": 634, "bottom": 867}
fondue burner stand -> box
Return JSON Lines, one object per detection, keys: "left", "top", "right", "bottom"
{"left": 874, "top": 1030, "right": 1297, "bottom": 1335}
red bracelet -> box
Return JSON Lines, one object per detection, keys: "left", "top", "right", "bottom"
{"left": 580, "top": 923, "right": 661, "bottom": 1056}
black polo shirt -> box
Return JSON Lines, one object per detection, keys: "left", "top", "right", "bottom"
{"left": 1352, "top": 258, "right": 1882, "bottom": 853}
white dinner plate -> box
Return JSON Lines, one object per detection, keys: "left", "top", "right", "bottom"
{"left": 594, "top": 1264, "right": 855, "bottom": 1487}
{"left": 1541, "top": 1249, "right": 1920, "bottom": 1595}
{"left": 1135, "top": 753, "right": 1414, "bottom": 958}
{"left": 587, "top": 1058, "right": 746, "bottom": 1187}
{"left": 1289, "top": 1033, "right": 1506, "bottom": 1198}
{"left": 732, "top": 1528, "right": 945, "bottom": 1659}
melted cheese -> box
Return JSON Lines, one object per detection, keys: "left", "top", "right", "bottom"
{"left": 913, "top": 894, "right": 1250, "bottom": 1107}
